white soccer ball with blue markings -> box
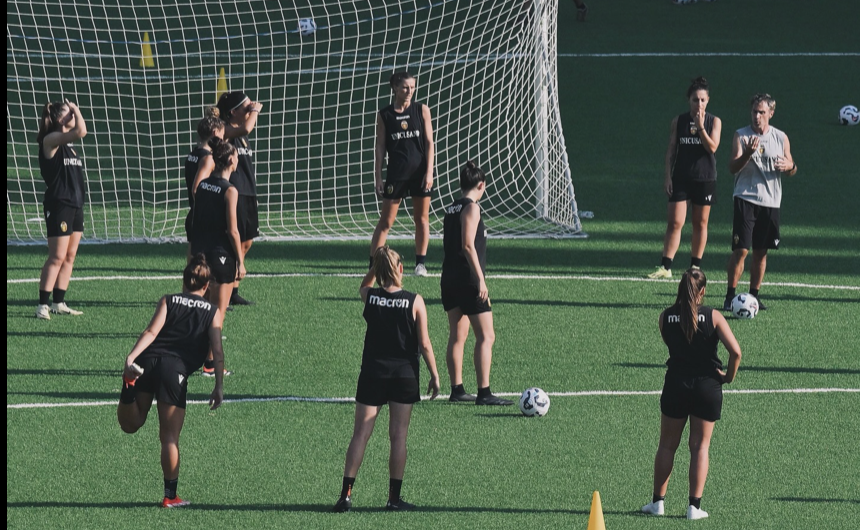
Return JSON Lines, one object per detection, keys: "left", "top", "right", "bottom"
{"left": 298, "top": 18, "right": 317, "bottom": 37}
{"left": 519, "top": 387, "right": 550, "bottom": 417}
{"left": 839, "top": 105, "right": 859, "bottom": 126}
{"left": 731, "top": 293, "right": 759, "bottom": 319}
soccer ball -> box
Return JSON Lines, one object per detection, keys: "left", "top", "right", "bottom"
{"left": 298, "top": 18, "right": 317, "bottom": 37}
{"left": 731, "top": 293, "right": 759, "bottom": 319}
{"left": 839, "top": 105, "right": 859, "bottom": 126}
{"left": 519, "top": 387, "right": 550, "bottom": 417}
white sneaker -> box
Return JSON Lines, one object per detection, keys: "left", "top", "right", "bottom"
{"left": 687, "top": 505, "right": 709, "bottom": 520}
{"left": 641, "top": 500, "right": 665, "bottom": 515}
{"left": 647, "top": 266, "right": 672, "bottom": 279}
{"left": 35, "top": 304, "right": 51, "bottom": 320}
{"left": 414, "top": 264, "right": 428, "bottom": 277}
{"left": 52, "top": 302, "right": 83, "bottom": 316}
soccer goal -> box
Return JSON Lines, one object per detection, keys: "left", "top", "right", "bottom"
{"left": 7, "top": 0, "right": 582, "bottom": 243}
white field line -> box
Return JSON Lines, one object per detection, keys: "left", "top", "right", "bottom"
{"left": 6, "top": 273, "right": 860, "bottom": 291}
{"left": 7, "top": 388, "right": 859, "bottom": 410}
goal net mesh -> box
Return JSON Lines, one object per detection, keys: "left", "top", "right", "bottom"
{"left": 7, "top": 0, "right": 581, "bottom": 243}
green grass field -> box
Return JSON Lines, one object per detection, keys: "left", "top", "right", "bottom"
{"left": 7, "top": 0, "right": 860, "bottom": 529}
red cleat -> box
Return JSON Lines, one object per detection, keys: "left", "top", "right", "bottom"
{"left": 162, "top": 496, "right": 190, "bottom": 508}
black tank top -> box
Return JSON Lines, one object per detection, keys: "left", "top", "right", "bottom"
{"left": 673, "top": 112, "right": 717, "bottom": 182}
{"left": 38, "top": 142, "right": 86, "bottom": 207}
{"left": 661, "top": 305, "right": 722, "bottom": 376}
{"left": 442, "top": 197, "right": 487, "bottom": 288}
{"left": 191, "top": 175, "right": 234, "bottom": 255}
{"left": 361, "top": 288, "right": 420, "bottom": 378}
{"left": 140, "top": 293, "right": 217, "bottom": 373}
{"left": 184, "top": 146, "right": 211, "bottom": 209}
{"left": 379, "top": 101, "right": 427, "bottom": 181}
{"left": 230, "top": 135, "right": 257, "bottom": 196}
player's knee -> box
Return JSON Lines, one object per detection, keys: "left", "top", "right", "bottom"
{"left": 119, "top": 420, "right": 142, "bottom": 434}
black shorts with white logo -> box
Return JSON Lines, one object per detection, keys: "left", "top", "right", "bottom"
{"left": 355, "top": 372, "right": 420, "bottom": 406}
{"left": 45, "top": 203, "right": 84, "bottom": 237}
{"left": 236, "top": 195, "right": 260, "bottom": 242}
{"left": 134, "top": 354, "right": 190, "bottom": 409}
{"left": 669, "top": 179, "right": 717, "bottom": 206}
{"left": 732, "top": 197, "right": 780, "bottom": 251}
{"left": 440, "top": 281, "right": 492, "bottom": 315}
{"left": 660, "top": 372, "right": 723, "bottom": 422}
{"left": 204, "top": 248, "right": 238, "bottom": 284}
{"left": 382, "top": 174, "right": 434, "bottom": 200}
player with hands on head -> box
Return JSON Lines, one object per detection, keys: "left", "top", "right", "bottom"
{"left": 441, "top": 161, "right": 512, "bottom": 406}
{"left": 642, "top": 268, "right": 741, "bottom": 520}
{"left": 117, "top": 255, "right": 226, "bottom": 508}
{"left": 216, "top": 91, "right": 263, "bottom": 306}
{"left": 370, "top": 71, "right": 436, "bottom": 277}
{"left": 723, "top": 93, "right": 797, "bottom": 311}
{"left": 333, "top": 246, "right": 440, "bottom": 513}
{"left": 35, "top": 98, "right": 89, "bottom": 319}
{"left": 648, "top": 77, "right": 722, "bottom": 279}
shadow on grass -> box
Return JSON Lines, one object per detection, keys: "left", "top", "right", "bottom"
{"left": 319, "top": 296, "right": 665, "bottom": 310}
{"left": 616, "top": 362, "right": 860, "bottom": 375}
{"left": 772, "top": 497, "right": 860, "bottom": 505}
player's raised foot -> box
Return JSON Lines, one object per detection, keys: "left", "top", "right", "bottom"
{"left": 414, "top": 264, "right": 428, "bottom": 277}
{"left": 230, "top": 294, "right": 254, "bottom": 306}
{"left": 641, "top": 500, "right": 665, "bottom": 515}
{"left": 647, "top": 266, "right": 672, "bottom": 279}
{"left": 161, "top": 496, "right": 190, "bottom": 508}
{"left": 35, "top": 304, "right": 51, "bottom": 320}
{"left": 123, "top": 363, "right": 144, "bottom": 386}
{"left": 51, "top": 302, "right": 83, "bottom": 316}
{"left": 754, "top": 296, "right": 768, "bottom": 310}
{"left": 576, "top": 2, "right": 589, "bottom": 21}
{"left": 449, "top": 392, "right": 477, "bottom": 403}
{"left": 475, "top": 394, "right": 514, "bottom": 406}
{"left": 385, "top": 497, "right": 416, "bottom": 511}
{"left": 686, "top": 505, "right": 708, "bottom": 520}
{"left": 332, "top": 496, "right": 352, "bottom": 513}
{"left": 202, "top": 367, "right": 233, "bottom": 377}
{"left": 722, "top": 296, "right": 733, "bottom": 312}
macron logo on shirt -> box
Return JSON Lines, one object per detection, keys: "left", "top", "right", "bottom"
{"left": 368, "top": 295, "right": 410, "bottom": 309}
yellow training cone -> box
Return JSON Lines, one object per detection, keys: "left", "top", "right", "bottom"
{"left": 140, "top": 32, "right": 155, "bottom": 67}
{"left": 586, "top": 491, "right": 606, "bottom": 530}
{"left": 215, "top": 68, "right": 228, "bottom": 103}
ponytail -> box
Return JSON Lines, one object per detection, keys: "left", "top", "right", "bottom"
{"left": 36, "top": 101, "right": 66, "bottom": 144}
{"left": 675, "top": 268, "right": 707, "bottom": 343}
{"left": 209, "top": 137, "right": 236, "bottom": 173}
{"left": 184, "top": 253, "right": 211, "bottom": 291}
{"left": 460, "top": 159, "right": 487, "bottom": 191}
{"left": 371, "top": 246, "right": 403, "bottom": 288}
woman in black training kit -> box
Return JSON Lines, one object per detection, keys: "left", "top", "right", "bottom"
{"left": 184, "top": 106, "right": 224, "bottom": 261}
{"left": 441, "top": 161, "right": 512, "bottom": 405}
{"left": 370, "top": 71, "right": 435, "bottom": 277}
{"left": 641, "top": 269, "right": 741, "bottom": 520}
{"left": 117, "top": 255, "right": 226, "bottom": 508}
{"left": 333, "top": 246, "right": 440, "bottom": 513}
{"left": 35, "top": 99, "right": 88, "bottom": 320}
{"left": 216, "top": 91, "right": 262, "bottom": 306}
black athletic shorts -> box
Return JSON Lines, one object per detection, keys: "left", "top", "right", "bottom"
{"left": 660, "top": 372, "right": 723, "bottom": 422}
{"left": 236, "top": 195, "right": 260, "bottom": 242}
{"left": 382, "top": 174, "right": 434, "bottom": 200}
{"left": 204, "top": 248, "right": 238, "bottom": 284}
{"left": 669, "top": 179, "right": 717, "bottom": 206}
{"left": 134, "top": 354, "right": 190, "bottom": 409}
{"left": 355, "top": 372, "right": 420, "bottom": 406}
{"left": 441, "top": 281, "right": 492, "bottom": 315}
{"left": 732, "top": 197, "right": 781, "bottom": 251}
{"left": 44, "top": 203, "right": 84, "bottom": 237}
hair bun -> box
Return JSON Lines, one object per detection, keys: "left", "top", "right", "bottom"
{"left": 465, "top": 160, "right": 476, "bottom": 170}
{"left": 205, "top": 106, "right": 220, "bottom": 118}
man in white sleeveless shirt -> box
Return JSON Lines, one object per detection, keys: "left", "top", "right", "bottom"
{"left": 723, "top": 94, "right": 797, "bottom": 312}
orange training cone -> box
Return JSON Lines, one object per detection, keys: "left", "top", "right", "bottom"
{"left": 140, "top": 32, "right": 155, "bottom": 67}
{"left": 587, "top": 491, "right": 606, "bottom": 530}
{"left": 215, "top": 68, "right": 228, "bottom": 103}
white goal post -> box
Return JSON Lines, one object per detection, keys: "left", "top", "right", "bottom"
{"left": 7, "top": 0, "right": 582, "bottom": 243}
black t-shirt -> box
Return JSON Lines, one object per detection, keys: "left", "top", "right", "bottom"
{"left": 229, "top": 135, "right": 257, "bottom": 196}
{"left": 441, "top": 197, "right": 487, "bottom": 288}
{"left": 379, "top": 101, "right": 427, "bottom": 182}
{"left": 673, "top": 112, "right": 717, "bottom": 183}
{"left": 660, "top": 305, "right": 722, "bottom": 376}
{"left": 361, "top": 288, "right": 420, "bottom": 378}
{"left": 38, "top": 142, "right": 86, "bottom": 207}
{"left": 191, "top": 175, "right": 234, "bottom": 256}
{"left": 139, "top": 293, "right": 217, "bottom": 373}
{"left": 184, "top": 146, "right": 211, "bottom": 210}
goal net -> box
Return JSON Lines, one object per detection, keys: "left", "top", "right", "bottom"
{"left": 7, "top": 0, "right": 582, "bottom": 243}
